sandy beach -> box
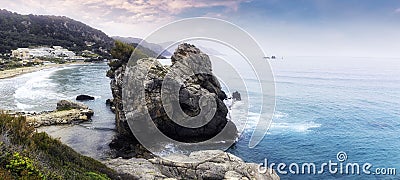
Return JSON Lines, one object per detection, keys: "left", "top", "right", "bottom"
{"left": 0, "top": 62, "right": 88, "bottom": 79}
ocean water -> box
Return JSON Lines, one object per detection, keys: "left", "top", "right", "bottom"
{"left": 0, "top": 63, "right": 115, "bottom": 160}
{"left": 0, "top": 58, "right": 399, "bottom": 179}
{"left": 227, "top": 57, "right": 400, "bottom": 179}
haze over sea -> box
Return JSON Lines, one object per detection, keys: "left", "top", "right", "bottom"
{"left": 0, "top": 57, "right": 398, "bottom": 179}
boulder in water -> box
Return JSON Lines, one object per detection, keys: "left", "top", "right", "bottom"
{"left": 76, "top": 95, "right": 95, "bottom": 101}
{"left": 232, "top": 91, "right": 241, "bottom": 101}
{"left": 106, "top": 98, "right": 114, "bottom": 106}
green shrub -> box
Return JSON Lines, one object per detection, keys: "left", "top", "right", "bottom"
{"left": 0, "top": 113, "right": 123, "bottom": 179}
{"left": 84, "top": 172, "right": 111, "bottom": 180}
{"left": 5, "top": 152, "right": 43, "bottom": 179}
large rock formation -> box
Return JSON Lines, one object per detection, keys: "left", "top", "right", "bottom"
{"left": 107, "top": 43, "right": 236, "bottom": 157}
{"left": 104, "top": 150, "right": 279, "bottom": 180}
{"left": 106, "top": 44, "right": 279, "bottom": 179}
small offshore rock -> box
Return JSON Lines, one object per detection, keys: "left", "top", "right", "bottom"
{"left": 76, "top": 94, "right": 95, "bottom": 101}
{"left": 232, "top": 91, "right": 241, "bottom": 101}
{"left": 106, "top": 98, "right": 114, "bottom": 106}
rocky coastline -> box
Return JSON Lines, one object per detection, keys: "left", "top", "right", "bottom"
{"left": 104, "top": 150, "right": 279, "bottom": 180}
{"left": 105, "top": 43, "right": 279, "bottom": 179}
{"left": 0, "top": 43, "right": 278, "bottom": 180}
{"left": 9, "top": 100, "right": 94, "bottom": 128}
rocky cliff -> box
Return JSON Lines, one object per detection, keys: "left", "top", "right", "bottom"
{"left": 107, "top": 43, "right": 237, "bottom": 157}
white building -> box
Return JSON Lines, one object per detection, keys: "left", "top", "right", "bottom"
{"left": 11, "top": 46, "right": 76, "bottom": 60}
{"left": 52, "top": 49, "right": 76, "bottom": 58}
{"left": 11, "top": 48, "right": 30, "bottom": 60}
{"left": 51, "top": 46, "right": 76, "bottom": 58}
{"left": 29, "top": 47, "right": 52, "bottom": 57}
{"left": 52, "top": 46, "right": 63, "bottom": 50}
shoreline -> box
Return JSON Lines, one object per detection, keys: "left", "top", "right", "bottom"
{"left": 0, "top": 61, "right": 89, "bottom": 79}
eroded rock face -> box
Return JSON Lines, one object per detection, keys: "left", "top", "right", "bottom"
{"left": 108, "top": 43, "right": 237, "bottom": 157}
{"left": 107, "top": 55, "right": 137, "bottom": 157}
{"left": 103, "top": 150, "right": 280, "bottom": 180}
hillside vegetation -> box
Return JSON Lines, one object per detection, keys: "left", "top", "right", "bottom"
{"left": 0, "top": 9, "right": 114, "bottom": 56}
{"left": 0, "top": 113, "right": 130, "bottom": 179}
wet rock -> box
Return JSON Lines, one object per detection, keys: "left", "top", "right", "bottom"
{"left": 106, "top": 98, "right": 114, "bottom": 106}
{"left": 76, "top": 94, "right": 95, "bottom": 101}
{"left": 232, "top": 91, "right": 241, "bottom": 101}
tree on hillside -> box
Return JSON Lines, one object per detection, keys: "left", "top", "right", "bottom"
{"left": 110, "top": 41, "right": 148, "bottom": 62}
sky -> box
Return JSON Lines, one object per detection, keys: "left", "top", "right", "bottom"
{"left": 1, "top": 0, "right": 400, "bottom": 58}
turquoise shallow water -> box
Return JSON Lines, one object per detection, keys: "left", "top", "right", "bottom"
{"left": 228, "top": 57, "right": 400, "bottom": 179}
{"left": 0, "top": 58, "right": 398, "bottom": 179}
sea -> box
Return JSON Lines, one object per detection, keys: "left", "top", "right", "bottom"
{"left": 0, "top": 57, "right": 398, "bottom": 179}
{"left": 227, "top": 56, "right": 400, "bottom": 180}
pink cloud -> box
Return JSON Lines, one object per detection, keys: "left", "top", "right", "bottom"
{"left": 0, "top": 0, "right": 249, "bottom": 36}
